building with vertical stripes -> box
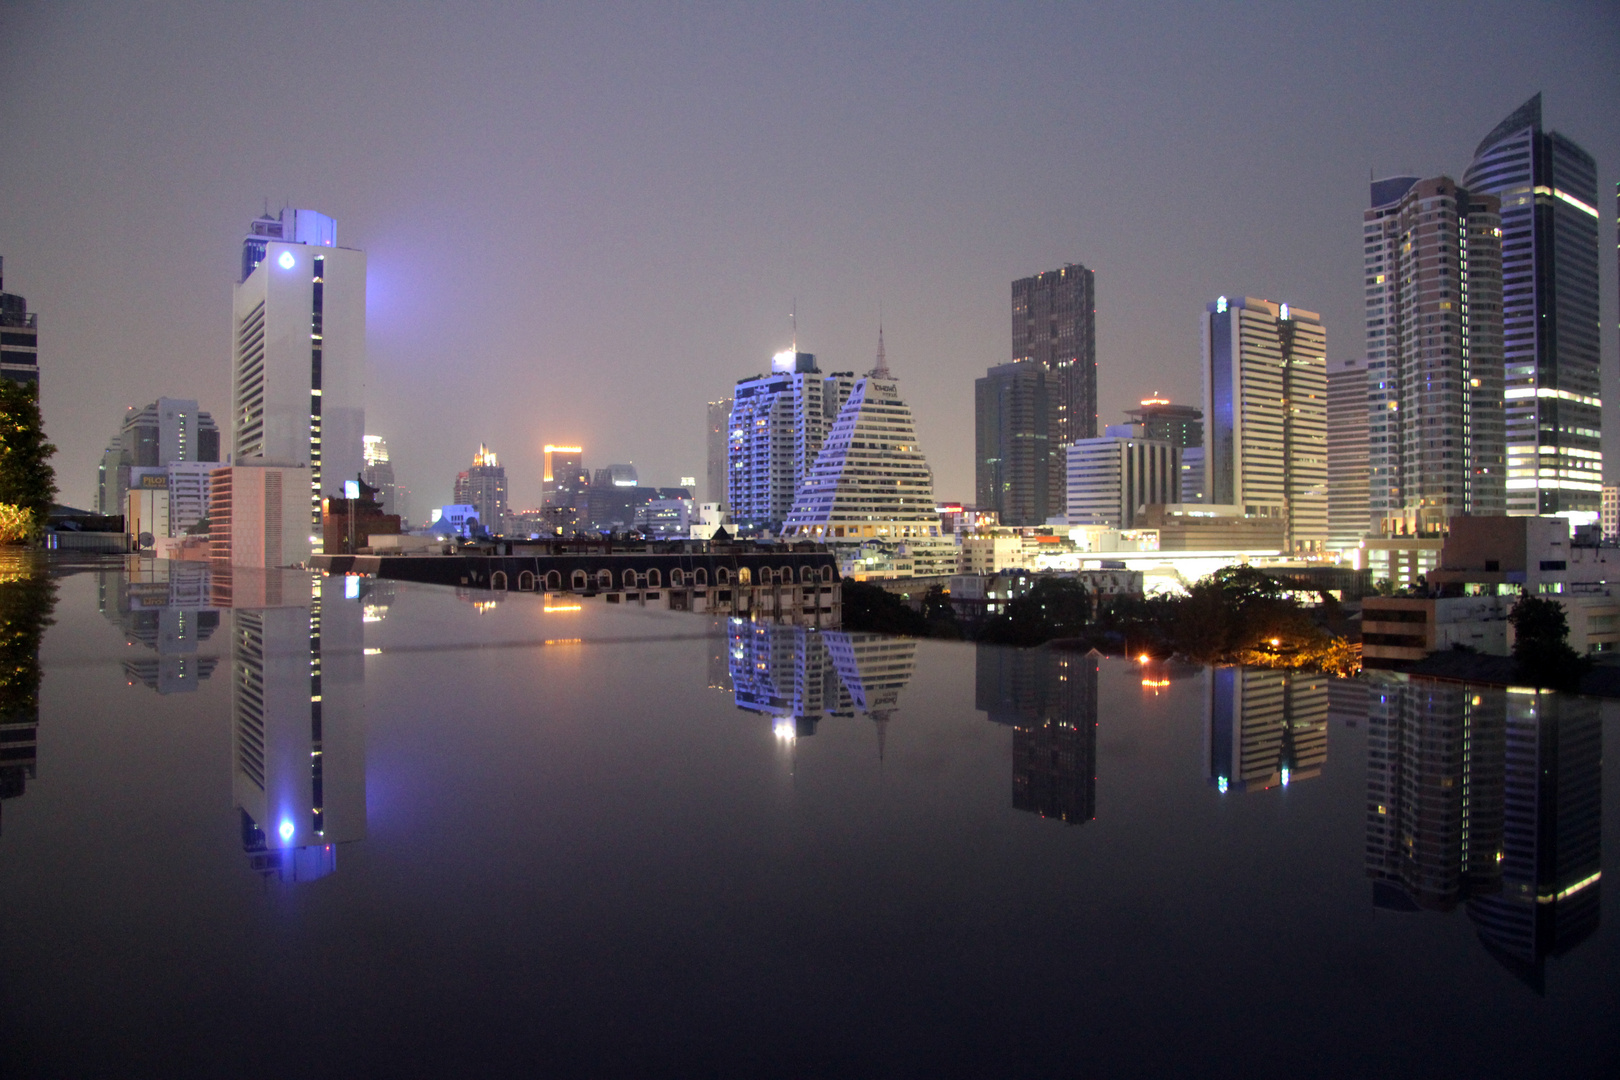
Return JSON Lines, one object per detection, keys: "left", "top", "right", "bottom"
{"left": 1326, "top": 357, "right": 1369, "bottom": 549}
{"left": 1063, "top": 435, "right": 1178, "bottom": 529}
{"left": 1363, "top": 176, "right": 1505, "bottom": 537}
{"left": 1201, "top": 296, "right": 1327, "bottom": 552}
{"left": 229, "top": 208, "right": 366, "bottom": 559}
{"left": 1462, "top": 95, "right": 1602, "bottom": 523}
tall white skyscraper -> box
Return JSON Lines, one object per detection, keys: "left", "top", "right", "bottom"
{"left": 1202, "top": 296, "right": 1327, "bottom": 552}
{"left": 1326, "top": 357, "right": 1369, "bottom": 550}
{"left": 361, "top": 435, "right": 396, "bottom": 517}
{"left": 231, "top": 208, "right": 366, "bottom": 552}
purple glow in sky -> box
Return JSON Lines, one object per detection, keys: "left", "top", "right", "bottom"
{"left": 1, "top": 1, "right": 1616, "bottom": 510}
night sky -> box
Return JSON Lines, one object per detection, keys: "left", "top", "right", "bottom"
{"left": 1, "top": 1, "right": 1616, "bottom": 512}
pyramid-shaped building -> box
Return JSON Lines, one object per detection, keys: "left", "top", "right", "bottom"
{"left": 782, "top": 331, "right": 956, "bottom": 576}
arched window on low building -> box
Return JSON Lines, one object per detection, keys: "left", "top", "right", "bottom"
{"left": 518, "top": 570, "right": 536, "bottom": 591}
{"left": 571, "top": 569, "right": 588, "bottom": 591}
{"left": 545, "top": 570, "right": 562, "bottom": 591}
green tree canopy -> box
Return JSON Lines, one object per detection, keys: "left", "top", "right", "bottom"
{"left": 0, "top": 380, "right": 56, "bottom": 543}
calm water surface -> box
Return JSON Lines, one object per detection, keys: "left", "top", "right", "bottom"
{"left": 1, "top": 557, "right": 1615, "bottom": 1078}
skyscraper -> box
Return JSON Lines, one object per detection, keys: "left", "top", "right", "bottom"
{"left": 706, "top": 399, "right": 731, "bottom": 506}
{"left": 1326, "top": 358, "right": 1370, "bottom": 550}
{"left": 454, "top": 444, "right": 508, "bottom": 535}
{"left": 362, "top": 436, "right": 396, "bottom": 517}
{"left": 230, "top": 207, "right": 366, "bottom": 551}
{"left": 1363, "top": 176, "right": 1505, "bottom": 536}
{"left": 727, "top": 349, "right": 853, "bottom": 532}
{"left": 96, "top": 397, "right": 223, "bottom": 516}
{"left": 782, "top": 332, "right": 953, "bottom": 574}
{"left": 0, "top": 257, "right": 39, "bottom": 387}
{"left": 1463, "top": 94, "right": 1602, "bottom": 523}
{"left": 1202, "top": 296, "right": 1328, "bottom": 551}
{"left": 1064, "top": 435, "right": 1178, "bottom": 528}
{"left": 542, "top": 444, "right": 587, "bottom": 533}
{"left": 1008, "top": 263, "right": 1098, "bottom": 517}
{"left": 975, "top": 361, "right": 1051, "bottom": 525}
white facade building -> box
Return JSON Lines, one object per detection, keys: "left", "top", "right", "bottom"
{"left": 782, "top": 336, "right": 954, "bottom": 576}
{"left": 1202, "top": 295, "right": 1327, "bottom": 552}
{"left": 208, "top": 464, "right": 314, "bottom": 568}
{"left": 1064, "top": 436, "right": 1178, "bottom": 529}
{"left": 232, "top": 208, "right": 365, "bottom": 556}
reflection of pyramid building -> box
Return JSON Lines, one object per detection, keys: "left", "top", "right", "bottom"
{"left": 781, "top": 332, "right": 955, "bottom": 575}
{"left": 1364, "top": 678, "right": 1505, "bottom": 911}
{"left": 232, "top": 571, "right": 366, "bottom": 883}
{"left": 1205, "top": 668, "right": 1328, "bottom": 793}
{"left": 100, "top": 562, "right": 221, "bottom": 694}
{"left": 727, "top": 621, "right": 916, "bottom": 743}
{"left": 1466, "top": 690, "right": 1601, "bottom": 992}
{"left": 977, "top": 645, "right": 1098, "bottom": 824}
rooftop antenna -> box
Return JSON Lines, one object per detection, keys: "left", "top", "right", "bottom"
{"left": 791, "top": 299, "right": 798, "bottom": 352}
{"left": 870, "top": 312, "right": 890, "bottom": 379}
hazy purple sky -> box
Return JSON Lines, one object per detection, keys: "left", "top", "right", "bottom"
{"left": 2, "top": 1, "right": 1616, "bottom": 511}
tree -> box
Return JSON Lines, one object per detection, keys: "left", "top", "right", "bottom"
{"left": 841, "top": 580, "right": 928, "bottom": 636}
{"left": 920, "top": 584, "right": 962, "bottom": 639}
{"left": 0, "top": 381, "right": 56, "bottom": 545}
{"left": 979, "top": 576, "right": 1091, "bottom": 647}
{"left": 1509, "top": 593, "right": 1588, "bottom": 690}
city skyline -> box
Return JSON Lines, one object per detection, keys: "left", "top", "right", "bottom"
{"left": 0, "top": 3, "right": 1615, "bottom": 511}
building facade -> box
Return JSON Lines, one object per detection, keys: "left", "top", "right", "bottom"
{"left": 1202, "top": 295, "right": 1328, "bottom": 551}
{"left": 727, "top": 350, "right": 853, "bottom": 532}
{"left": 975, "top": 361, "right": 1051, "bottom": 525}
{"left": 1010, "top": 263, "right": 1098, "bottom": 517}
{"left": 361, "top": 435, "right": 396, "bottom": 517}
{"left": 97, "top": 397, "right": 223, "bottom": 516}
{"left": 454, "top": 444, "right": 508, "bottom": 535}
{"left": 1064, "top": 436, "right": 1178, "bottom": 529}
{"left": 231, "top": 207, "right": 365, "bottom": 555}
{"left": 706, "top": 399, "right": 731, "bottom": 506}
{"left": 1326, "top": 357, "right": 1370, "bottom": 549}
{"left": 0, "top": 257, "right": 39, "bottom": 387}
{"left": 781, "top": 342, "right": 952, "bottom": 575}
{"left": 1364, "top": 176, "right": 1505, "bottom": 537}
{"left": 1463, "top": 94, "right": 1602, "bottom": 523}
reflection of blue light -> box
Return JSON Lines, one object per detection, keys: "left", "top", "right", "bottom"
{"left": 278, "top": 250, "right": 296, "bottom": 270}
{"left": 1217, "top": 776, "right": 1229, "bottom": 794}
{"left": 279, "top": 819, "right": 295, "bottom": 842}
{"left": 1281, "top": 767, "right": 1291, "bottom": 787}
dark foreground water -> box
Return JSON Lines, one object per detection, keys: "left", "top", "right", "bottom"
{"left": 1, "top": 557, "right": 1615, "bottom": 1078}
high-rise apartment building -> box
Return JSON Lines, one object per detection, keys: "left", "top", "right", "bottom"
{"left": 1009, "top": 263, "right": 1098, "bottom": 516}
{"left": 975, "top": 361, "right": 1051, "bottom": 525}
{"left": 1111, "top": 398, "right": 1205, "bottom": 509}
{"left": 1364, "top": 176, "right": 1505, "bottom": 537}
{"left": 706, "top": 399, "right": 731, "bottom": 506}
{"left": 1202, "top": 296, "right": 1328, "bottom": 551}
{"left": 1326, "top": 358, "right": 1370, "bottom": 550}
{"left": 1603, "top": 485, "right": 1619, "bottom": 544}
{"left": 454, "top": 444, "right": 508, "bottom": 535}
{"left": 0, "top": 257, "right": 39, "bottom": 387}
{"left": 361, "top": 436, "right": 396, "bottom": 517}
{"left": 1064, "top": 436, "right": 1178, "bottom": 529}
{"left": 230, "top": 207, "right": 365, "bottom": 555}
{"left": 1463, "top": 94, "right": 1602, "bottom": 523}
{"left": 727, "top": 349, "right": 853, "bottom": 532}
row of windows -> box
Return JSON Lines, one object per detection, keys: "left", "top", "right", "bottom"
{"left": 487, "top": 564, "right": 836, "bottom": 592}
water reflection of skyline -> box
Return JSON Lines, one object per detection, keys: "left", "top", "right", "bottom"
{"left": 1365, "top": 676, "right": 1602, "bottom": 991}
{"left": 1205, "top": 668, "right": 1329, "bottom": 794}
{"left": 976, "top": 647, "right": 1098, "bottom": 825}
{"left": 98, "top": 560, "right": 220, "bottom": 693}
{"left": 727, "top": 619, "right": 916, "bottom": 750}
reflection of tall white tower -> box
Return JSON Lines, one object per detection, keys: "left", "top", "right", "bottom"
{"left": 1205, "top": 667, "right": 1328, "bottom": 793}
{"left": 232, "top": 208, "right": 366, "bottom": 551}
{"left": 231, "top": 571, "right": 365, "bottom": 882}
